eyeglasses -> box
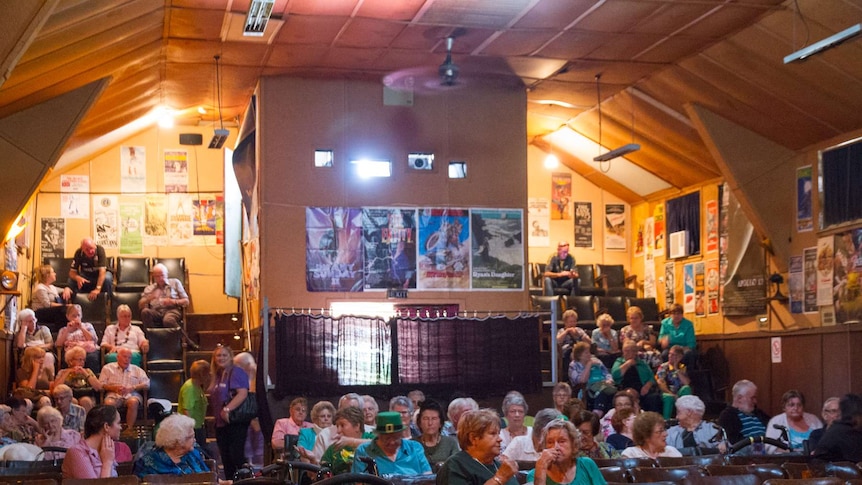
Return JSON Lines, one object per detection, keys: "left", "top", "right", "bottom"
{"left": 823, "top": 408, "right": 840, "bottom": 414}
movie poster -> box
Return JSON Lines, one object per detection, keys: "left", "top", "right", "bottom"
{"left": 551, "top": 173, "right": 571, "bottom": 220}
{"left": 654, "top": 204, "right": 665, "bottom": 251}
{"left": 797, "top": 165, "right": 813, "bottom": 233}
{"left": 574, "top": 202, "right": 593, "bottom": 248}
{"left": 362, "top": 208, "right": 417, "bottom": 290}
{"left": 705, "top": 200, "right": 718, "bottom": 253}
{"left": 720, "top": 183, "right": 766, "bottom": 316}
{"left": 634, "top": 222, "right": 645, "bottom": 257}
{"left": 60, "top": 175, "right": 90, "bottom": 219}
{"left": 40, "top": 218, "right": 64, "bottom": 259}
{"left": 816, "top": 237, "right": 834, "bottom": 306}
{"left": 528, "top": 198, "right": 550, "bottom": 247}
{"left": 119, "top": 201, "right": 143, "bottom": 255}
{"left": 193, "top": 198, "right": 217, "bottom": 236}
{"left": 833, "top": 230, "right": 862, "bottom": 323}
{"left": 789, "top": 255, "right": 803, "bottom": 314}
{"left": 665, "top": 262, "right": 675, "bottom": 307}
{"left": 143, "top": 194, "right": 168, "bottom": 247}
{"left": 306, "top": 207, "right": 364, "bottom": 292}
{"left": 417, "top": 208, "right": 470, "bottom": 290}
{"left": 471, "top": 209, "right": 523, "bottom": 289}
{"left": 803, "top": 247, "right": 818, "bottom": 313}
{"left": 683, "top": 263, "right": 695, "bottom": 313}
{"left": 694, "top": 262, "right": 706, "bottom": 317}
{"left": 164, "top": 149, "right": 188, "bottom": 193}
{"left": 93, "top": 196, "right": 119, "bottom": 249}
{"left": 644, "top": 251, "right": 656, "bottom": 299}
{"left": 168, "top": 193, "right": 194, "bottom": 246}
{"left": 120, "top": 146, "right": 146, "bottom": 193}
{"left": 604, "top": 204, "right": 626, "bottom": 251}
{"left": 706, "top": 259, "right": 720, "bottom": 315}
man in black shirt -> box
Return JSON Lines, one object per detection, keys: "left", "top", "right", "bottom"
{"left": 63, "top": 238, "right": 112, "bottom": 301}
{"left": 813, "top": 393, "right": 862, "bottom": 462}
{"left": 542, "top": 240, "right": 578, "bottom": 296}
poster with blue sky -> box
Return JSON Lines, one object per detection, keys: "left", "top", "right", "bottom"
{"left": 417, "top": 208, "right": 470, "bottom": 289}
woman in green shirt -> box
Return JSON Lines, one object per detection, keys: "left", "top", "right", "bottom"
{"left": 320, "top": 406, "right": 373, "bottom": 475}
{"left": 178, "top": 359, "right": 210, "bottom": 450}
{"left": 528, "top": 419, "right": 606, "bottom": 485}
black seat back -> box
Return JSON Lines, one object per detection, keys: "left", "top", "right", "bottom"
{"left": 152, "top": 257, "right": 186, "bottom": 286}
{"left": 531, "top": 295, "right": 563, "bottom": 320}
{"left": 628, "top": 297, "right": 661, "bottom": 323}
{"left": 597, "top": 296, "right": 627, "bottom": 324}
{"left": 115, "top": 257, "right": 150, "bottom": 292}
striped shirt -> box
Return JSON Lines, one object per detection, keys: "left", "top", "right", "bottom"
{"left": 738, "top": 409, "right": 766, "bottom": 438}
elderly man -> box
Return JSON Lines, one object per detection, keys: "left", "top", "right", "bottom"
{"left": 666, "top": 395, "right": 726, "bottom": 455}
{"left": 63, "top": 238, "right": 112, "bottom": 302}
{"left": 139, "top": 263, "right": 196, "bottom": 349}
{"left": 99, "top": 347, "right": 150, "bottom": 431}
{"left": 542, "top": 240, "right": 579, "bottom": 296}
{"left": 442, "top": 397, "right": 479, "bottom": 436}
{"left": 101, "top": 304, "right": 149, "bottom": 366}
{"left": 612, "top": 340, "right": 662, "bottom": 413}
{"left": 808, "top": 397, "right": 841, "bottom": 450}
{"left": 352, "top": 411, "right": 432, "bottom": 476}
{"left": 52, "top": 384, "right": 86, "bottom": 433}
{"left": 813, "top": 393, "right": 862, "bottom": 462}
{"left": 717, "top": 379, "right": 770, "bottom": 446}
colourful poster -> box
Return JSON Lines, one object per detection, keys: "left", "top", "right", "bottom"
{"left": 694, "top": 262, "right": 706, "bottom": 317}
{"left": 683, "top": 263, "right": 695, "bottom": 313}
{"left": 803, "top": 247, "right": 818, "bottom": 313}
{"left": 653, "top": 204, "right": 665, "bottom": 251}
{"left": 168, "top": 193, "right": 194, "bottom": 246}
{"left": 471, "top": 209, "right": 523, "bottom": 289}
{"left": 797, "top": 165, "right": 813, "bottom": 233}
{"left": 574, "top": 202, "right": 593, "bottom": 249}
{"left": 551, "top": 173, "right": 571, "bottom": 220}
{"left": 120, "top": 146, "right": 146, "bottom": 193}
{"left": 705, "top": 200, "right": 718, "bottom": 253}
{"left": 93, "top": 195, "right": 119, "bottom": 249}
{"left": 528, "top": 198, "right": 550, "bottom": 247}
{"left": 706, "top": 260, "right": 720, "bottom": 315}
{"left": 789, "top": 255, "right": 803, "bottom": 314}
{"left": 634, "top": 222, "right": 645, "bottom": 257}
{"left": 164, "top": 149, "right": 189, "bottom": 193}
{"left": 417, "top": 208, "right": 470, "bottom": 289}
{"left": 816, "top": 237, "right": 834, "bottom": 306}
{"left": 604, "top": 203, "right": 626, "bottom": 251}
{"left": 143, "top": 194, "right": 168, "bottom": 247}
{"left": 664, "top": 262, "right": 675, "bottom": 308}
{"left": 40, "top": 218, "right": 64, "bottom": 259}
{"left": 193, "top": 198, "right": 217, "bottom": 236}
{"left": 119, "top": 202, "right": 143, "bottom": 255}
{"left": 834, "top": 230, "right": 862, "bottom": 323}
{"left": 305, "top": 207, "right": 364, "bottom": 292}
{"left": 362, "top": 208, "right": 417, "bottom": 290}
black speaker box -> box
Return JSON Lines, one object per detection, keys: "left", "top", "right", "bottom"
{"left": 179, "top": 133, "right": 203, "bottom": 145}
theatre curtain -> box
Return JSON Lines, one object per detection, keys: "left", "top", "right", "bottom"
{"left": 273, "top": 312, "right": 541, "bottom": 396}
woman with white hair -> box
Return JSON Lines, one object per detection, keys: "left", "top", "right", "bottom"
{"left": 35, "top": 406, "right": 80, "bottom": 456}
{"left": 528, "top": 419, "right": 606, "bottom": 485}
{"left": 133, "top": 413, "right": 215, "bottom": 478}
{"left": 666, "top": 395, "right": 726, "bottom": 455}
{"left": 442, "top": 397, "right": 478, "bottom": 436}
{"left": 500, "top": 392, "right": 531, "bottom": 452}
{"left": 15, "top": 308, "right": 56, "bottom": 373}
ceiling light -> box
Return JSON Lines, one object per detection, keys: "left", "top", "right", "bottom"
{"left": 784, "top": 23, "right": 861, "bottom": 64}
{"left": 543, "top": 153, "right": 560, "bottom": 169}
{"left": 209, "top": 55, "right": 228, "bottom": 149}
{"left": 156, "top": 107, "right": 174, "bottom": 128}
{"left": 351, "top": 159, "right": 391, "bottom": 178}
{"left": 244, "top": 0, "right": 275, "bottom": 37}
{"left": 197, "top": 106, "right": 206, "bottom": 115}
{"left": 530, "top": 99, "right": 582, "bottom": 109}
{"left": 592, "top": 74, "right": 640, "bottom": 165}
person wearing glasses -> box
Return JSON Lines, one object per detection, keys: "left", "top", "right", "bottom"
{"left": 808, "top": 397, "right": 840, "bottom": 450}
{"left": 657, "top": 303, "right": 697, "bottom": 367}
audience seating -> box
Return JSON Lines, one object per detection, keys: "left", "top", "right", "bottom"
{"left": 629, "top": 465, "right": 704, "bottom": 483}
{"left": 825, "top": 462, "right": 862, "bottom": 480}
{"left": 689, "top": 475, "right": 761, "bottom": 485}
{"left": 658, "top": 455, "right": 727, "bottom": 468}
{"left": 564, "top": 295, "right": 597, "bottom": 326}
{"left": 141, "top": 471, "right": 217, "bottom": 484}
{"left": 73, "top": 291, "right": 108, "bottom": 328}
{"left": 115, "top": 257, "right": 151, "bottom": 293}
{"left": 531, "top": 295, "right": 564, "bottom": 321}
{"left": 64, "top": 476, "right": 140, "bottom": 485}
{"left": 762, "top": 479, "right": 845, "bottom": 485}
{"left": 597, "top": 295, "right": 628, "bottom": 325}
{"left": 628, "top": 297, "right": 663, "bottom": 324}
{"left": 706, "top": 464, "right": 786, "bottom": 484}
{"left": 0, "top": 478, "right": 60, "bottom": 485}
{"left": 528, "top": 263, "right": 544, "bottom": 296}
{"left": 152, "top": 257, "right": 187, "bottom": 286}
{"left": 597, "top": 263, "right": 638, "bottom": 298}
{"left": 576, "top": 264, "right": 606, "bottom": 297}
{"left": 593, "top": 457, "right": 657, "bottom": 470}
{"left": 147, "top": 368, "right": 184, "bottom": 408}
{"left": 601, "top": 465, "right": 628, "bottom": 483}
{"left": 110, "top": 291, "right": 145, "bottom": 325}
{"left": 145, "top": 327, "right": 184, "bottom": 370}
{"left": 43, "top": 257, "right": 74, "bottom": 289}
{"left": 727, "top": 456, "right": 811, "bottom": 466}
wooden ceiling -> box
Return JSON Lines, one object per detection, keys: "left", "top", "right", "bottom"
{"left": 2, "top": 0, "right": 862, "bottom": 204}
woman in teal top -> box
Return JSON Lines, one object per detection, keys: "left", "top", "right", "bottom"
{"left": 657, "top": 303, "right": 697, "bottom": 367}
{"left": 527, "top": 419, "right": 606, "bottom": 485}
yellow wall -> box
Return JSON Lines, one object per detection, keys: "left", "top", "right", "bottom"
{"left": 28, "top": 125, "right": 238, "bottom": 315}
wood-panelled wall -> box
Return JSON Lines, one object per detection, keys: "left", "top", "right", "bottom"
{"left": 700, "top": 325, "right": 862, "bottom": 416}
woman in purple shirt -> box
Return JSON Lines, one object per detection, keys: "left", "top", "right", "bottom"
{"left": 208, "top": 345, "right": 250, "bottom": 480}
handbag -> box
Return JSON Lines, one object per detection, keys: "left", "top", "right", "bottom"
{"left": 226, "top": 367, "right": 257, "bottom": 425}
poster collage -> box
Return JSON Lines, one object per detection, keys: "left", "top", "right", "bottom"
{"left": 40, "top": 146, "right": 224, "bottom": 259}
{"left": 305, "top": 207, "right": 524, "bottom": 292}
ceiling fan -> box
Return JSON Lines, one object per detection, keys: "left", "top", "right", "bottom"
{"left": 383, "top": 29, "right": 467, "bottom": 94}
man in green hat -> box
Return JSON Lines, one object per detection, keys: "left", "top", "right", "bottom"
{"left": 352, "top": 411, "right": 431, "bottom": 476}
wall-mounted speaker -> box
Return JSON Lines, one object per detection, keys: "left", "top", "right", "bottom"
{"left": 179, "top": 133, "right": 203, "bottom": 146}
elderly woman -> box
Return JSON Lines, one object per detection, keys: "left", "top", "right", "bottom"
{"left": 101, "top": 304, "right": 149, "bottom": 366}
{"left": 504, "top": 408, "right": 560, "bottom": 461}
{"left": 15, "top": 308, "right": 56, "bottom": 373}
{"left": 606, "top": 408, "right": 635, "bottom": 451}
{"left": 272, "top": 397, "right": 313, "bottom": 453}
{"left": 363, "top": 394, "right": 380, "bottom": 427}
{"left": 297, "top": 400, "right": 335, "bottom": 462}
{"left": 655, "top": 345, "right": 692, "bottom": 419}
{"left": 352, "top": 411, "right": 431, "bottom": 475}
{"left": 765, "top": 390, "right": 822, "bottom": 453}
{"left": 529, "top": 419, "right": 606, "bottom": 485}
{"left": 391, "top": 395, "right": 418, "bottom": 438}
{"left": 658, "top": 304, "right": 697, "bottom": 367}
{"left": 558, "top": 310, "right": 592, "bottom": 372}
{"left": 620, "top": 411, "right": 681, "bottom": 458}
{"left": 16, "top": 346, "right": 53, "bottom": 399}
{"left": 619, "top": 306, "right": 661, "bottom": 370}
{"left": 443, "top": 397, "right": 479, "bottom": 436}
{"left": 666, "top": 395, "right": 726, "bottom": 455}
{"left": 6, "top": 397, "right": 39, "bottom": 443}
{"left": 415, "top": 399, "right": 459, "bottom": 468}
{"left": 571, "top": 410, "right": 618, "bottom": 459}
{"left": 62, "top": 405, "right": 122, "bottom": 479}
{"left": 321, "top": 406, "right": 374, "bottom": 475}
{"left": 600, "top": 390, "right": 639, "bottom": 439}
{"left": 208, "top": 344, "right": 250, "bottom": 480}
{"left": 0, "top": 405, "right": 20, "bottom": 446}
{"left": 553, "top": 383, "right": 572, "bottom": 414}
{"left": 569, "top": 342, "right": 616, "bottom": 417}
{"left": 35, "top": 406, "right": 80, "bottom": 455}
{"left": 179, "top": 359, "right": 211, "bottom": 450}
{"left": 133, "top": 414, "right": 214, "bottom": 478}
{"left": 500, "top": 392, "right": 531, "bottom": 452}
{"left": 437, "top": 409, "right": 520, "bottom": 485}
{"left": 53, "top": 345, "right": 101, "bottom": 412}
{"left": 591, "top": 314, "right": 620, "bottom": 368}
{"left": 55, "top": 304, "right": 100, "bottom": 371}
{"left": 234, "top": 351, "right": 264, "bottom": 467}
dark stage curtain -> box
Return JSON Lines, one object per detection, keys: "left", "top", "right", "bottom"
{"left": 666, "top": 191, "right": 701, "bottom": 257}
{"left": 822, "top": 142, "right": 862, "bottom": 228}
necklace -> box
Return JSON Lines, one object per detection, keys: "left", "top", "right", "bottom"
{"left": 114, "top": 326, "right": 130, "bottom": 348}
{"left": 421, "top": 434, "right": 441, "bottom": 447}
{"left": 470, "top": 454, "right": 498, "bottom": 473}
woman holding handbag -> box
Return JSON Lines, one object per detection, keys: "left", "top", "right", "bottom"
{"left": 208, "top": 344, "right": 250, "bottom": 480}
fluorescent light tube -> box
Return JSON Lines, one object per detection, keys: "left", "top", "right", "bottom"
{"left": 784, "top": 23, "right": 861, "bottom": 64}
{"left": 593, "top": 143, "right": 640, "bottom": 162}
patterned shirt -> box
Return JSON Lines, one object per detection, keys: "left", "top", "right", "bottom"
{"left": 655, "top": 362, "right": 685, "bottom": 394}
{"left": 99, "top": 362, "right": 150, "bottom": 399}
{"left": 63, "top": 403, "right": 86, "bottom": 433}
{"left": 141, "top": 279, "right": 189, "bottom": 311}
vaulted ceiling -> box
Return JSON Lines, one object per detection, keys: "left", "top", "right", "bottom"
{"left": 2, "top": 0, "right": 862, "bottom": 213}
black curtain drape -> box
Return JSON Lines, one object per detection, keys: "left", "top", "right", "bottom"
{"left": 822, "top": 142, "right": 862, "bottom": 228}
{"left": 666, "top": 191, "right": 701, "bottom": 257}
